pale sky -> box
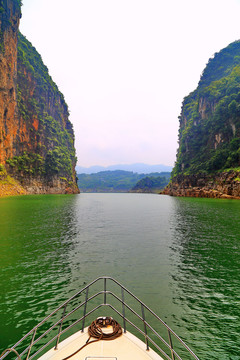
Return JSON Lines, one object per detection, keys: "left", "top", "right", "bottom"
{"left": 19, "top": 0, "right": 240, "bottom": 167}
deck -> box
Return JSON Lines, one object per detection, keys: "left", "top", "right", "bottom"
{"left": 38, "top": 327, "right": 164, "bottom": 360}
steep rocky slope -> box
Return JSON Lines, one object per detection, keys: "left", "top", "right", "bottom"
{"left": 0, "top": 0, "right": 20, "bottom": 164}
{"left": 0, "top": 0, "right": 79, "bottom": 195}
{"left": 164, "top": 41, "right": 240, "bottom": 199}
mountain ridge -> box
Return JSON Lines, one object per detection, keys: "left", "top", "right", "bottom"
{"left": 77, "top": 170, "right": 171, "bottom": 193}
{"left": 76, "top": 163, "right": 173, "bottom": 174}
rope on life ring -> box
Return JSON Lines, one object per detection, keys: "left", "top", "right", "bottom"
{"left": 62, "top": 317, "right": 122, "bottom": 360}
{"left": 88, "top": 317, "right": 122, "bottom": 340}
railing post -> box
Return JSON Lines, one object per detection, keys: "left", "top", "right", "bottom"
{"left": 55, "top": 304, "right": 67, "bottom": 350}
{"left": 81, "top": 287, "right": 89, "bottom": 332}
{"left": 121, "top": 287, "right": 126, "bottom": 333}
{"left": 168, "top": 329, "right": 175, "bottom": 360}
{"left": 25, "top": 328, "right": 37, "bottom": 360}
{"left": 104, "top": 278, "right": 107, "bottom": 305}
{"left": 141, "top": 304, "right": 149, "bottom": 351}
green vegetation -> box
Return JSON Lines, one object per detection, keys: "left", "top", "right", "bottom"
{"left": 15, "top": 0, "right": 22, "bottom": 7}
{"left": 0, "top": 164, "right": 15, "bottom": 186}
{"left": 77, "top": 171, "right": 171, "bottom": 192}
{"left": 131, "top": 174, "right": 170, "bottom": 193}
{"left": 14, "top": 32, "right": 77, "bottom": 181}
{"left": 0, "top": 0, "right": 22, "bottom": 42}
{"left": 6, "top": 152, "right": 44, "bottom": 176}
{"left": 0, "top": 0, "right": 22, "bottom": 14}
{"left": 223, "top": 166, "right": 240, "bottom": 172}
{"left": 17, "top": 33, "right": 66, "bottom": 106}
{"left": 173, "top": 41, "right": 240, "bottom": 177}
{"left": 0, "top": 163, "right": 6, "bottom": 177}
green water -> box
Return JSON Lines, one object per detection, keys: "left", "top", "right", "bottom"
{"left": 0, "top": 193, "right": 239, "bottom": 359}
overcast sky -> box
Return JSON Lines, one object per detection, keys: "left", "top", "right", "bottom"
{"left": 19, "top": 0, "right": 240, "bottom": 167}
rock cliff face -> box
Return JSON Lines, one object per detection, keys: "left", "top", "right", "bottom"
{"left": 0, "top": 0, "right": 79, "bottom": 195}
{"left": 163, "top": 171, "right": 240, "bottom": 199}
{"left": 0, "top": 0, "right": 20, "bottom": 163}
{"left": 164, "top": 41, "right": 240, "bottom": 199}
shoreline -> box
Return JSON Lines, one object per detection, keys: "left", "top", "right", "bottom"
{"left": 162, "top": 170, "right": 240, "bottom": 200}
{"left": 161, "top": 188, "right": 240, "bottom": 200}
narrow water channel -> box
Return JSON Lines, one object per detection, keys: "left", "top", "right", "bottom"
{"left": 0, "top": 193, "right": 239, "bottom": 359}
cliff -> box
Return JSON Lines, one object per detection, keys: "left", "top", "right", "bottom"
{"left": 0, "top": 0, "right": 20, "bottom": 164}
{"left": 163, "top": 171, "right": 240, "bottom": 199}
{"left": 0, "top": 0, "right": 79, "bottom": 195}
{"left": 164, "top": 41, "right": 240, "bottom": 199}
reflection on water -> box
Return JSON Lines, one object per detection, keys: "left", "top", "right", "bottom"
{"left": 0, "top": 195, "right": 82, "bottom": 346}
{"left": 0, "top": 194, "right": 239, "bottom": 360}
{"left": 169, "top": 198, "right": 240, "bottom": 359}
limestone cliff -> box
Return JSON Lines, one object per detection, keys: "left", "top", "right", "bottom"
{"left": 163, "top": 171, "right": 240, "bottom": 199}
{"left": 0, "top": 0, "right": 20, "bottom": 163}
{"left": 0, "top": 0, "right": 79, "bottom": 195}
{"left": 164, "top": 41, "right": 240, "bottom": 199}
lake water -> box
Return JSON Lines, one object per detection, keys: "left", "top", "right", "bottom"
{"left": 0, "top": 193, "right": 239, "bottom": 360}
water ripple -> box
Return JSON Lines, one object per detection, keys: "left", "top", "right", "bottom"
{"left": 0, "top": 194, "right": 240, "bottom": 359}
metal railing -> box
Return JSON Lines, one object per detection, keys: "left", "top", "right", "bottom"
{"left": 0, "top": 277, "right": 200, "bottom": 360}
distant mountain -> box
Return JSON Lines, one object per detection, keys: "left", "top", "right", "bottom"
{"left": 76, "top": 163, "right": 173, "bottom": 174}
{"left": 76, "top": 165, "right": 106, "bottom": 174}
{"left": 77, "top": 170, "right": 171, "bottom": 193}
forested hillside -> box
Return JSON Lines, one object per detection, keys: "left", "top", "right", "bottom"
{"left": 164, "top": 41, "right": 240, "bottom": 199}
{"left": 77, "top": 171, "right": 170, "bottom": 193}
{"left": 131, "top": 173, "right": 170, "bottom": 193}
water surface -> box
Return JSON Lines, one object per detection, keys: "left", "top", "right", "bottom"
{"left": 0, "top": 193, "right": 239, "bottom": 360}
